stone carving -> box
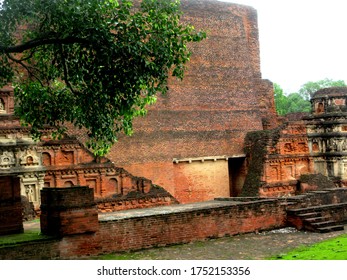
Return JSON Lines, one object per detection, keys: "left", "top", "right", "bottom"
{"left": 0, "top": 150, "right": 15, "bottom": 168}
{"left": 284, "top": 142, "right": 294, "bottom": 153}
{"left": 316, "top": 102, "right": 325, "bottom": 114}
{"left": 312, "top": 142, "right": 320, "bottom": 152}
{"left": 18, "top": 150, "right": 40, "bottom": 166}
{"left": 0, "top": 98, "right": 5, "bottom": 112}
{"left": 24, "top": 184, "right": 37, "bottom": 203}
{"left": 342, "top": 140, "right": 347, "bottom": 151}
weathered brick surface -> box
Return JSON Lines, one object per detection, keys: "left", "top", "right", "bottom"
{"left": 40, "top": 187, "right": 98, "bottom": 236}
{"left": 2, "top": 188, "right": 347, "bottom": 259}
{"left": 259, "top": 121, "right": 314, "bottom": 197}
{"left": 173, "top": 160, "right": 230, "bottom": 203}
{"left": 0, "top": 177, "right": 23, "bottom": 235}
{"left": 96, "top": 195, "right": 177, "bottom": 212}
{"left": 1, "top": 1, "right": 279, "bottom": 205}
{"left": 58, "top": 200, "right": 286, "bottom": 258}
{"left": 99, "top": 0, "right": 278, "bottom": 202}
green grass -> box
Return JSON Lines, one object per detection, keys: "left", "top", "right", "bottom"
{"left": 0, "top": 229, "right": 50, "bottom": 247}
{"left": 270, "top": 234, "right": 347, "bottom": 260}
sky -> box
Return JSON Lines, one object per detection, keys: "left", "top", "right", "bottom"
{"left": 219, "top": 0, "right": 347, "bottom": 93}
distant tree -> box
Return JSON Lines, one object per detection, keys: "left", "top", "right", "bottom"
{"left": 0, "top": 0, "right": 205, "bottom": 155}
{"left": 298, "top": 78, "right": 346, "bottom": 100}
{"left": 274, "top": 79, "right": 346, "bottom": 115}
{"left": 273, "top": 83, "right": 288, "bottom": 115}
{"left": 285, "top": 93, "right": 311, "bottom": 114}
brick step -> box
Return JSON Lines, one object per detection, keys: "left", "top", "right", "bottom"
{"left": 287, "top": 202, "right": 347, "bottom": 214}
{"left": 310, "top": 220, "right": 337, "bottom": 228}
{"left": 296, "top": 212, "right": 321, "bottom": 219}
{"left": 316, "top": 225, "right": 345, "bottom": 233}
{"left": 304, "top": 216, "right": 328, "bottom": 223}
{"left": 286, "top": 202, "right": 347, "bottom": 233}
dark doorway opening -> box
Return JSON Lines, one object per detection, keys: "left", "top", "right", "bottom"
{"left": 228, "top": 157, "right": 247, "bottom": 197}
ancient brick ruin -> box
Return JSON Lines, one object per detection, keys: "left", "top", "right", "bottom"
{"left": 306, "top": 87, "right": 347, "bottom": 186}
{"left": 0, "top": 85, "right": 177, "bottom": 221}
{"left": 1, "top": 0, "right": 279, "bottom": 213}
{"left": 241, "top": 87, "right": 347, "bottom": 198}
{"left": 1, "top": 0, "right": 347, "bottom": 258}
{"left": 85, "top": 0, "right": 279, "bottom": 203}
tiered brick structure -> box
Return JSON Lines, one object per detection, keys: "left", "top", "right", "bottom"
{"left": 260, "top": 120, "right": 314, "bottom": 196}
{"left": 1, "top": 0, "right": 279, "bottom": 206}
{"left": 305, "top": 87, "right": 347, "bottom": 186}
{"left": 243, "top": 87, "right": 347, "bottom": 197}
{"left": 94, "top": 0, "right": 278, "bottom": 203}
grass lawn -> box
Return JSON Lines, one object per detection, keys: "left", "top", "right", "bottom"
{"left": 270, "top": 234, "right": 347, "bottom": 260}
{"left": 0, "top": 229, "right": 49, "bottom": 247}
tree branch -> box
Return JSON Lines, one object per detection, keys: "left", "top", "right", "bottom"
{"left": 5, "top": 53, "right": 44, "bottom": 86}
{"left": 0, "top": 36, "right": 91, "bottom": 54}
{"left": 59, "top": 45, "right": 78, "bottom": 95}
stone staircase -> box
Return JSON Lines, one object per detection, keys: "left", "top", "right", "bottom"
{"left": 287, "top": 203, "right": 347, "bottom": 233}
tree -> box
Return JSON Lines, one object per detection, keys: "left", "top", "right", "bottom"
{"left": 298, "top": 78, "right": 346, "bottom": 100}
{"left": 273, "top": 83, "right": 288, "bottom": 115}
{"left": 0, "top": 0, "right": 205, "bottom": 155}
{"left": 285, "top": 92, "right": 311, "bottom": 114}
{"left": 274, "top": 79, "right": 346, "bottom": 115}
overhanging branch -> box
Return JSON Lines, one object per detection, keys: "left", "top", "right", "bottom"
{"left": 0, "top": 36, "right": 91, "bottom": 54}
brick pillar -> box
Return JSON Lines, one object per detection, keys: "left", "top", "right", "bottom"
{"left": 40, "top": 186, "right": 98, "bottom": 237}
{"left": 0, "top": 176, "right": 23, "bottom": 235}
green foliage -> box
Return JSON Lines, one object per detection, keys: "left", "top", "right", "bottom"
{"left": 274, "top": 79, "right": 346, "bottom": 116}
{"left": 0, "top": 0, "right": 205, "bottom": 155}
{"left": 285, "top": 93, "right": 311, "bottom": 114}
{"left": 298, "top": 78, "right": 346, "bottom": 100}
{"left": 274, "top": 83, "right": 311, "bottom": 115}
{"left": 273, "top": 83, "right": 288, "bottom": 115}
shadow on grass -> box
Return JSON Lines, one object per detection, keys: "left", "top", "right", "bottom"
{"left": 0, "top": 229, "right": 51, "bottom": 247}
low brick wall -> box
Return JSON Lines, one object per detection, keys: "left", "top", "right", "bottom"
{"left": 0, "top": 177, "right": 23, "bottom": 235}
{"left": 0, "top": 199, "right": 286, "bottom": 259}
{"left": 2, "top": 187, "right": 347, "bottom": 259}
{"left": 40, "top": 187, "right": 98, "bottom": 237}
{"left": 58, "top": 200, "right": 286, "bottom": 258}
{"left": 96, "top": 195, "right": 178, "bottom": 212}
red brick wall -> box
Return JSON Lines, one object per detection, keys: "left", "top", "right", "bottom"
{"left": 58, "top": 200, "right": 285, "bottom": 258}
{"left": 3, "top": 189, "right": 347, "bottom": 259}
{"left": 0, "top": 176, "right": 23, "bottom": 235}
{"left": 97, "top": 196, "right": 177, "bottom": 212}
{"left": 260, "top": 121, "right": 314, "bottom": 197}
{"left": 99, "top": 0, "right": 278, "bottom": 202}
{"left": 40, "top": 187, "right": 98, "bottom": 236}
{"left": 173, "top": 160, "right": 230, "bottom": 203}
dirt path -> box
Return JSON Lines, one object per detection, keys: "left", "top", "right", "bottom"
{"left": 95, "top": 226, "right": 347, "bottom": 260}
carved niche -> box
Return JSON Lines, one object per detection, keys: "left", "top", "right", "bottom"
{"left": 0, "top": 150, "right": 15, "bottom": 168}
{"left": 18, "top": 150, "right": 40, "bottom": 167}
